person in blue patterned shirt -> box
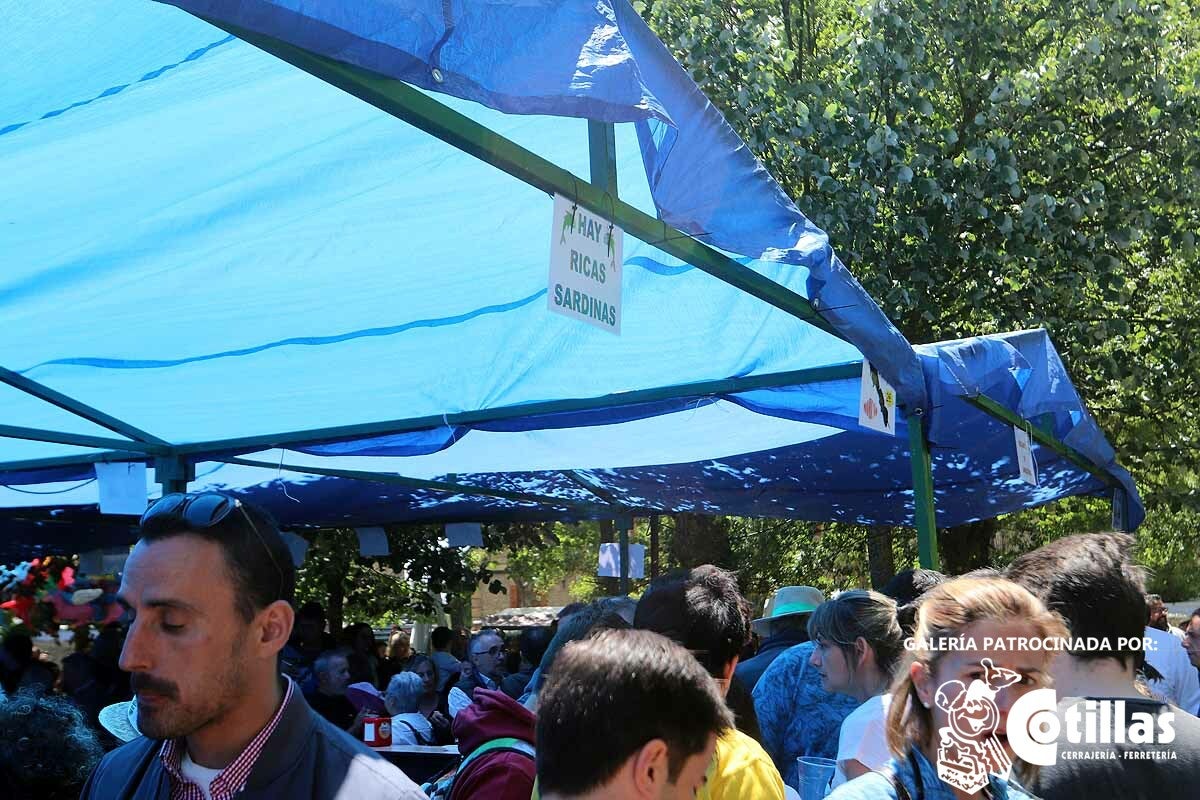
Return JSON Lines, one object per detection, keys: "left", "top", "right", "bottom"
{"left": 753, "top": 640, "right": 859, "bottom": 788}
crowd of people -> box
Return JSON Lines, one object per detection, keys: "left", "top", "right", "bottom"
{"left": 0, "top": 492, "right": 1199, "bottom": 799}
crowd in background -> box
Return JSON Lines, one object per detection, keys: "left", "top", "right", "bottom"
{"left": 1, "top": 493, "right": 1200, "bottom": 799}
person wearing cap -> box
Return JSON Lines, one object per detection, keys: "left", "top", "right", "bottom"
{"left": 735, "top": 586, "right": 823, "bottom": 693}
{"left": 753, "top": 588, "right": 859, "bottom": 789}
{"left": 80, "top": 492, "right": 424, "bottom": 800}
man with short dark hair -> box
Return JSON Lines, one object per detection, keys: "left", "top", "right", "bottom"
{"left": 635, "top": 566, "right": 785, "bottom": 799}
{"left": 1007, "top": 532, "right": 1200, "bottom": 799}
{"left": 430, "top": 626, "right": 461, "bottom": 692}
{"left": 537, "top": 629, "right": 733, "bottom": 800}
{"left": 81, "top": 492, "right": 422, "bottom": 799}
{"left": 449, "top": 630, "right": 505, "bottom": 717}
{"left": 501, "top": 626, "right": 553, "bottom": 700}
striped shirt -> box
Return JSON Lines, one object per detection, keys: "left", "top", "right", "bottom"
{"left": 159, "top": 678, "right": 294, "bottom": 800}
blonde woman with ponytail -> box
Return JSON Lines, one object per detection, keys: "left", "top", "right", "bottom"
{"left": 808, "top": 590, "right": 905, "bottom": 787}
{"left": 829, "top": 577, "right": 1066, "bottom": 800}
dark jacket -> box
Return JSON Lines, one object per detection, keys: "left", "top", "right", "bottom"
{"left": 734, "top": 631, "right": 808, "bottom": 691}
{"left": 80, "top": 684, "right": 426, "bottom": 799}
{"left": 449, "top": 688, "right": 536, "bottom": 800}
{"left": 454, "top": 669, "right": 498, "bottom": 697}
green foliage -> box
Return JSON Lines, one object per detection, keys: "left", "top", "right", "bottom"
{"left": 640, "top": 0, "right": 1200, "bottom": 593}
{"left": 503, "top": 521, "right": 611, "bottom": 601}
{"left": 294, "top": 523, "right": 543, "bottom": 626}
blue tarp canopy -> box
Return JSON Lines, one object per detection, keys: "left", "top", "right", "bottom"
{"left": 0, "top": 0, "right": 1140, "bottom": 561}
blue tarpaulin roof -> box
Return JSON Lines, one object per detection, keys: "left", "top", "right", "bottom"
{"left": 0, "top": 0, "right": 1140, "bottom": 560}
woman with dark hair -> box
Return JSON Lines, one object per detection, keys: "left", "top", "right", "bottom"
{"left": 0, "top": 690, "right": 105, "bottom": 799}
{"left": 341, "top": 622, "right": 379, "bottom": 687}
{"left": 405, "top": 653, "right": 453, "bottom": 743}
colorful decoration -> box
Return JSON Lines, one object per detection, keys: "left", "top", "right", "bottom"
{"left": 0, "top": 557, "right": 125, "bottom": 635}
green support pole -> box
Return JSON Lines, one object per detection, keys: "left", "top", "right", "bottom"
{"left": 155, "top": 457, "right": 194, "bottom": 496}
{"left": 907, "top": 415, "right": 940, "bottom": 570}
{"left": 0, "top": 361, "right": 862, "bottom": 475}
{"left": 0, "top": 424, "right": 164, "bottom": 454}
{"left": 588, "top": 121, "right": 617, "bottom": 195}
{"left": 617, "top": 515, "right": 633, "bottom": 594}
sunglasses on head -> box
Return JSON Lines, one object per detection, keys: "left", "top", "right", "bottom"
{"left": 141, "top": 492, "right": 286, "bottom": 600}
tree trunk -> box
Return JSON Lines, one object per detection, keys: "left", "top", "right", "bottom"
{"left": 669, "top": 514, "right": 733, "bottom": 570}
{"left": 649, "top": 515, "right": 661, "bottom": 578}
{"left": 938, "top": 518, "right": 997, "bottom": 575}
{"left": 325, "top": 573, "right": 345, "bottom": 634}
{"left": 866, "top": 525, "right": 895, "bottom": 589}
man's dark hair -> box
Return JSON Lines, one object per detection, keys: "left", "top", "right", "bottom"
{"left": 140, "top": 496, "right": 295, "bottom": 622}
{"left": 634, "top": 565, "right": 749, "bottom": 677}
{"left": 882, "top": 568, "right": 948, "bottom": 634}
{"left": 430, "top": 626, "right": 453, "bottom": 650}
{"left": 1007, "top": 533, "right": 1147, "bottom": 668}
{"left": 518, "top": 626, "right": 553, "bottom": 668}
{"left": 765, "top": 614, "right": 811, "bottom": 640}
{"left": 536, "top": 629, "right": 732, "bottom": 795}
{"left": 0, "top": 690, "right": 104, "bottom": 800}
{"left": 298, "top": 601, "right": 326, "bottom": 622}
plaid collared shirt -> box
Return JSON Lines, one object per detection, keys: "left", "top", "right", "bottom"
{"left": 159, "top": 678, "right": 294, "bottom": 800}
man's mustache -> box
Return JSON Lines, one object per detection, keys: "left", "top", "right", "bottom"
{"left": 131, "top": 672, "right": 180, "bottom": 699}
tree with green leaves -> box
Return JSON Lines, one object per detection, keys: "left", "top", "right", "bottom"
{"left": 638, "top": 0, "right": 1200, "bottom": 590}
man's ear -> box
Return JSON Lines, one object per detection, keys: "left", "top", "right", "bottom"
{"left": 257, "top": 599, "right": 294, "bottom": 657}
{"left": 631, "top": 738, "right": 671, "bottom": 797}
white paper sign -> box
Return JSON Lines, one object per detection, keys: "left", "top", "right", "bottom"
{"left": 446, "top": 522, "right": 484, "bottom": 548}
{"left": 1014, "top": 426, "right": 1038, "bottom": 485}
{"left": 280, "top": 531, "right": 310, "bottom": 567}
{"left": 597, "top": 542, "right": 646, "bottom": 579}
{"left": 355, "top": 527, "right": 390, "bottom": 557}
{"left": 858, "top": 361, "right": 897, "bottom": 435}
{"left": 548, "top": 193, "right": 623, "bottom": 334}
{"left": 94, "top": 462, "right": 148, "bottom": 514}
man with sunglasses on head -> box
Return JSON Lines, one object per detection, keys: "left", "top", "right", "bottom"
{"left": 81, "top": 492, "right": 424, "bottom": 800}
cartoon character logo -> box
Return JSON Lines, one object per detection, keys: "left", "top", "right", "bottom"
{"left": 933, "top": 658, "right": 1021, "bottom": 793}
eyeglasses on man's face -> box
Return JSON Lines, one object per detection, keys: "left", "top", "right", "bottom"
{"left": 473, "top": 644, "right": 502, "bottom": 658}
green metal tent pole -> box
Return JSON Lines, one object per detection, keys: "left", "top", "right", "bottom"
{"left": 202, "top": 19, "right": 840, "bottom": 339}
{"left": 156, "top": 456, "right": 194, "bottom": 495}
{"left": 0, "top": 366, "right": 169, "bottom": 446}
{"left": 0, "top": 424, "right": 164, "bottom": 454}
{"left": 907, "top": 414, "right": 940, "bottom": 571}
{"left": 165, "top": 362, "right": 861, "bottom": 458}
{"left": 588, "top": 121, "right": 618, "bottom": 195}
{"left": 963, "top": 394, "right": 1119, "bottom": 487}
{"left": 0, "top": 361, "right": 861, "bottom": 475}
